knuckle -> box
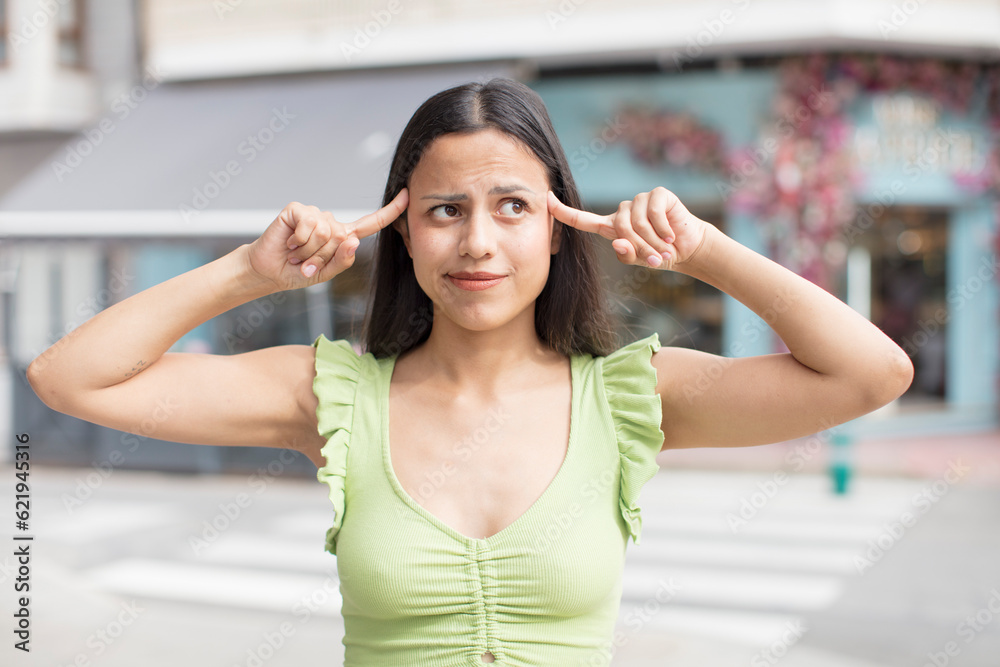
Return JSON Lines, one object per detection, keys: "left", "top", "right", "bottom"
{"left": 312, "top": 226, "right": 332, "bottom": 243}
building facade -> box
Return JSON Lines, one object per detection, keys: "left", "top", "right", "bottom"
{"left": 530, "top": 53, "right": 999, "bottom": 436}
{"left": 3, "top": 0, "right": 997, "bottom": 471}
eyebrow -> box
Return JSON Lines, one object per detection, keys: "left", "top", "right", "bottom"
{"left": 420, "top": 184, "right": 536, "bottom": 201}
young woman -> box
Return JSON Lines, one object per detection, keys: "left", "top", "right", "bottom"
{"left": 27, "top": 78, "right": 912, "bottom": 666}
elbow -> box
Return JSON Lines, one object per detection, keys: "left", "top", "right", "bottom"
{"left": 886, "top": 346, "right": 915, "bottom": 401}
{"left": 26, "top": 357, "right": 66, "bottom": 413}
{"left": 25, "top": 358, "right": 44, "bottom": 397}
{"left": 865, "top": 347, "right": 915, "bottom": 410}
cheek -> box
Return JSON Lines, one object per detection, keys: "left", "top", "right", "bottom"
{"left": 512, "top": 222, "right": 555, "bottom": 261}
{"left": 408, "top": 227, "right": 451, "bottom": 272}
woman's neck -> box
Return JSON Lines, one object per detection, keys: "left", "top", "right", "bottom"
{"left": 405, "top": 308, "right": 564, "bottom": 396}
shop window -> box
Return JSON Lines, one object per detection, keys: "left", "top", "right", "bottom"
{"left": 207, "top": 242, "right": 314, "bottom": 353}
{"left": 328, "top": 249, "right": 373, "bottom": 346}
{"left": 57, "top": 0, "right": 83, "bottom": 68}
{"left": 854, "top": 206, "right": 948, "bottom": 404}
{"left": 599, "top": 204, "right": 725, "bottom": 355}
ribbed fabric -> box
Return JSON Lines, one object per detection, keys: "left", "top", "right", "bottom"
{"left": 311, "top": 333, "right": 665, "bottom": 667}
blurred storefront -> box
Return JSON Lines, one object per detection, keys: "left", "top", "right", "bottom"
{"left": 1, "top": 63, "right": 516, "bottom": 472}
{"left": 4, "top": 0, "right": 999, "bottom": 471}
{"left": 531, "top": 53, "right": 1000, "bottom": 436}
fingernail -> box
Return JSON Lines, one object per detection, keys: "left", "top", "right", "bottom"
{"left": 289, "top": 257, "right": 301, "bottom": 264}
{"left": 289, "top": 244, "right": 299, "bottom": 250}
{"left": 348, "top": 242, "right": 358, "bottom": 257}
{"left": 661, "top": 250, "right": 671, "bottom": 261}
{"left": 615, "top": 245, "right": 628, "bottom": 255}
{"left": 647, "top": 254, "right": 662, "bottom": 267}
{"left": 303, "top": 264, "right": 317, "bottom": 277}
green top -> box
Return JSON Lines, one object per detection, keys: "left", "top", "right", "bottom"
{"left": 311, "top": 332, "right": 665, "bottom": 667}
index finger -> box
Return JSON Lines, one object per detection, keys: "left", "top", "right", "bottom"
{"left": 547, "top": 191, "right": 612, "bottom": 236}
{"left": 350, "top": 188, "right": 410, "bottom": 239}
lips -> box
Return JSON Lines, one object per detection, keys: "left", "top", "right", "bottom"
{"left": 447, "top": 271, "right": 507, "bottom": 291}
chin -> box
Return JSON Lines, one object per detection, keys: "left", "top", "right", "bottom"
{"left": 428, "top": 295, "right": 537, "bottom": 333}
{"left": 439, "top": 306, "right": 514, "bottom": 332}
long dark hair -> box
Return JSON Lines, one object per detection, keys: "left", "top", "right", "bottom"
{"left": 361, "top": 77, "right": 619, "bottom": 359}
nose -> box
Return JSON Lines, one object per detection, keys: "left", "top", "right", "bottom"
{"left": 458, "top": 207, "right": 497, "bottom": 259}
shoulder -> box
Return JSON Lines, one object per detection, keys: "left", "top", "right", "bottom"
{"left": 595, "top": 332, "right": 662, "bottom": 377}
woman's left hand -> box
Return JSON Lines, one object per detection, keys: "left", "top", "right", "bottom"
{"left": 547, "top": 187, "right": 709, "bottom": 271}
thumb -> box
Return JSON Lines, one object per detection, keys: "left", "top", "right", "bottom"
{"left": 335, "top": 236, "right": 361, "bottom": 270}
{"left": 314, "top": 236, "right": 361, "bottom": 282}
{"left": 612, "top": 239, "right": 638, "bottom": 266}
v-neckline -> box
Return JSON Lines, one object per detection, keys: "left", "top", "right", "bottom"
{"left": 381, "top": 352, "right": 578, "bottom": 545}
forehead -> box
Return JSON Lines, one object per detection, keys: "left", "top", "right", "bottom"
{"left": 410, "top": 129, "right": 548, "bottom": 188}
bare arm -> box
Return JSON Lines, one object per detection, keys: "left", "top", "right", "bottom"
{"left": 26, "top": 245, "right": 326, "bottom": 464}
{"left": 26, "top": 192, "right": 409, "bottom": 465}
{"left": 652, "top": 221, "right": 912, "bottom": 449}
{"left": 548, "top": 188, "right": 913, "bottom": 450}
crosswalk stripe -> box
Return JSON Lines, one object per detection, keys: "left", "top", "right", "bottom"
{"left": 626, "top": 535, "right": 862, "bottom": 574}
{"left": 622, "top": 563, "right": 843, "bottom": 612}
{"left": 616, "top": 604, "right": 802, "bottom": 646}
{"left": 61, "top": 470, "right": 925, "bottom": 642}
{"left": 82, "top": 558, "right": 343, "bottom": 617}
{"left": 266, "top": 511, "right": 336, "bottom": 538}
{"left": 195, "top": 534, "right": 337, "bottom": 573}
{"left": 642, "top": 514, "right": 892, "bottom": 542}
{"left": 37, "top": 501, "right": 184, "bottom": 544}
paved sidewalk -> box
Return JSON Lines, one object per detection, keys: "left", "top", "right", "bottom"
{"left": 657, "top": 427, "right": 1000, "bottom": 482}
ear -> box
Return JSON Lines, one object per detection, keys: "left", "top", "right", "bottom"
{"left": 549, "top": 212, "right": 563, "bottom": 255}
{"left": 392, "top": 214, "right": 412, "bottom": 257}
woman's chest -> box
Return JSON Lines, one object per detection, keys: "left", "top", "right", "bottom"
{"left": 387, "top": 385, "right": 571, "bottom": 541}
{"left": 335, "top": 476, "right": 627, "bottom": 620}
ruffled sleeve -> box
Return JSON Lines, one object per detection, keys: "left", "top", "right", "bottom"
{"left": 311, "top": 334, "right": 363, "bottom": 555}
{"left": 602, "top": 333, "right": 665, "bottom": 546}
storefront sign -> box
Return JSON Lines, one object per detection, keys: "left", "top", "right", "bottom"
{"left": 853, "top": 93, "right": 985, "bottom": 174}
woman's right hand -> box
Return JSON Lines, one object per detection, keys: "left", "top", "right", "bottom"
{"left": 245, "top": 188, "right": 409, "bottom": 292}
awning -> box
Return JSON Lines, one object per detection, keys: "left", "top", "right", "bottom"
{"left": 0, "top": 62, "right": 516, "bottom": 237}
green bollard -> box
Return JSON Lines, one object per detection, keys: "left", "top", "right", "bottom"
{"left": 829, "top": 428, "right": 854, "bottom": 495}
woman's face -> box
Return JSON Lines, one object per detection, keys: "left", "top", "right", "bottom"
{"left": 394, "top": 128, "right": 562, "bottom": 333}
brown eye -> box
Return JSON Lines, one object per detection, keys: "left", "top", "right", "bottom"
{"left": 499, "top": 200, "right": 527, "bottom": 216}
{"left": 430, "top": 204, "right": 460, "bottom": 219}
